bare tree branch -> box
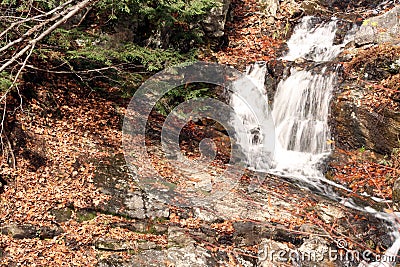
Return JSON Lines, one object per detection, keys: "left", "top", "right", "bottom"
{"left": 0, "top": 0, "right": 100, "bottom": 73}
{"left": 0, "top": 0, "right": 101, "bottom": 167}
{"left": 0, "top": 0, "right": 75, "bottom": 45}
{"left": 24, "top": 63, "right": 144, "bottom": 74}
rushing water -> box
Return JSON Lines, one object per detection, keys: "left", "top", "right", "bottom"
{"left": 230, "top": 15, "right": 400, "bottom": 266}
{"left": 235, "top": 16, "right": 347, "bottom": 182}
{"left": 271, "top": 66, "right": 337, "bottom": 179}
{"left": 229, "top": 62, "right": 275, "bottom": 170}
{"left": 283, "top": 16, "right": 350, "bottom": 62}
{"left": 273, "top": 17, "right": 344, "bottom": 180}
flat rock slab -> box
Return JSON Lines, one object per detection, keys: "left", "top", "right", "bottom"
{"left": 355, "top": 6, "right": 400, "bottom": 46}
{"left": 92, "top": 151, "right": 397, "bottom": 267}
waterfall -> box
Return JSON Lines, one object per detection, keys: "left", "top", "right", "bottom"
{"left": 269, "top": 17, "right": 346, "bottom": 179}
{"left": 231, "top": 16, "right": 349, "bottom": 179}
{"left": 229, "top": 62, "right": 275, "bottom": 170}
{"left": 230, "top": 15, "right": 400, "bottom": 267}
{"left": 283, "top": 16, "right": 348, "bottom": 62}
{"left": 271, "top": 66, "right": 337, "bottom": 178}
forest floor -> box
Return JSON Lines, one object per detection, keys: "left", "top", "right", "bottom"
{"left": 1, "top": 0, "right": 400, "bottom": 266}
{"left": 0, "top": 80, "right": 394, "bottom": 266}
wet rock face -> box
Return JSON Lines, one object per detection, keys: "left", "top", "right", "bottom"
{"left": 330, "top": 6, "right": 400, "bottom": 155}
{"left": 330, "top": 10, "right": 400, "bottom": 155}
{"left": 392, "top": 178, "right": 400, "bottom": 207}
{"left": 264, "top": 60, "right": 286, "bottom": 103}
{"left": 355, "top": 6, "right": 400, "bottom": 46}
{"left": 334, "top": 20, "right": 355, "bottom": 45}
{"left": 331, "top": 85, "right": 400, "bottom": 155}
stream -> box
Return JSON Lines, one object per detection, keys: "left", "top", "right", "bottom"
{"left": 230, "top": 16, "right": 400, "bottom": 266}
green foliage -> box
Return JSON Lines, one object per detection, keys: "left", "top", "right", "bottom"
{"left": 155, "top": 83, "right": 215, "bottom": 116}
{"left": 118, "top": 72, "right": 146, "bottom": 97}
{"left": 37, "top": 0, "right": 213, "bottom": 70}
{"left": 67, "top": 42, "right": 195, "bottom": 71}
{"left": 1, "top": 0, "right": 218, "bottom": 100}
{"left": 96, "top": 0, "right": 217, "bottom": 50}
{"left": 0, "top": 0, "right": 69, "bottom": 12}
{"left": 139, "top": 0, "right": 215, "bottom": 21}
{"left": 96, "top": 0, "right": 137, "bottom": 18}
{"left": 97, "top": 0, "right": 215, "bottom": 20}
{"left": 0, "top": 72, "right": 12, "bottom": 92}
{"left": 116, "top": 44, "right": 191, "bottom": 71}
{"left": 42, "top": 26, "right": 197, "bottom": 71}
{"left": 46, "top": 28, "right": 83, "bottom": 50}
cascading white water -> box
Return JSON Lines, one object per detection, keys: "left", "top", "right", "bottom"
{"left": 271, "top": 66, "right": 337, "bottom": 178}
{"left": 229, "top": 62, "right": 275, "bottom": 170}
{"left": 230, "top": 15, "right": 400, "bottom": 266}
{"left": 283, "top": 16, "right": 346, "bottom": 62}
{"left": 230, "top": 16, "right": 346, "bottom": 179}
{"left": 273, "top": 68, "right": 334, "bottom": 154}
{"left": 267, "top": 16, "right": 351, "bottom": 181}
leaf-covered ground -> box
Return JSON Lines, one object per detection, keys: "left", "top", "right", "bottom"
{"left": 1, "top": 1, "right": 400, "bottom": 266}
{"left": 329, "top": 44, "right": 400, "bottom": 203}
{"left": 0, "top": 81, "right": 169, "bottom": 266}
{"left": 200, "top": 0, "right": 284, "bottom": 66}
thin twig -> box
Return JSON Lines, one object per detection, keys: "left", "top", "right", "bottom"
{"left": 0, "top": 0, "right": 100, "bottom": 72}
{"left": 0, "top": 0, "right": 75, "bottom": 40}
{"left": 24, "top": 64, "right": 121, "bottom": 74}
{"left": 4, "top": 133, "right": 15, "bottom": 168}
{"left": 73, "top": 6, "right": 92, "bottom": 28}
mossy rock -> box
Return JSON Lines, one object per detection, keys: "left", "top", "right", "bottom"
{"left": 76, "top": 210, "right": 97, "bottom": 222}
{"left": 50, "top": 207, "right": 73, "bottom": 222}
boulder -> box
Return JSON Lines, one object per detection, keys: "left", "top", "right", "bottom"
{"left": 201, "top": 0, "right": 231, "bottom": 38}
{"left": 355, "top": 6, "right": 400, "bottom": 46}
{"left": 392, "top": 178, "right": 400, "bottom": 207}
{"left": 261, "top": 0, "right": 279, "bottom": 17}
{"left": 331, "top": 85, "right": 400, "bottom": 155}
{"left": 93, "top": 154, "right": 169, "bottom": 220}
{"left": 0, "top": 223, "right": 63, "bottom": 239}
